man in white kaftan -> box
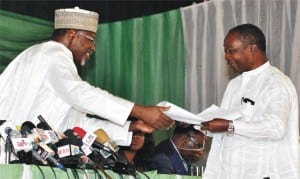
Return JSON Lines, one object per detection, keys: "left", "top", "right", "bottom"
{"left": 0, "top": 7, "right": 174, "bottom": 164}
{"left": 201, "top": 24, "right": 299, "bottom": 179}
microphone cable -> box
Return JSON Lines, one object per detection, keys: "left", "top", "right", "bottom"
{"left": 49, "top": 166, "right": 57, "bottom": 179}
{"left": 63, "top": 168, "right": 71, "bottom": 179}
{"left": 70, "top": 168, "right": 79, "bottom": 179}
{"left": 93, "top": 167, "right": 103, "bottom": 179}
{"left": 87, "top": 161, "right": 103, "bottom": 179}
{"left": 79, "top": 168, "right": 89, "bottom": 179}
{"left": 34, "top": 164, "right": 45, "bottom": 179}
{"left": 94, "top": 162, "right": 112, "bottom": 179}
{"left": 117, "top": 173, "right": 124, "bottom": 179}
{"left": 138, "top": 171, "right": 150, "bottom": 179}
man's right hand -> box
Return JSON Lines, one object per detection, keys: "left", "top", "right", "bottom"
{"left": 129, "top": 120, "right": 155, "bottom": 133}
{"left": 131, "top": 104, "right": 175, "bottom": 129}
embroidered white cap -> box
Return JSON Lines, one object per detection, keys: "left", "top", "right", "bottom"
{"left": 54, "top": 6, "right": 99, "bottom": 33}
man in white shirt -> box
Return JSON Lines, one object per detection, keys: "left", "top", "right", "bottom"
{"left": 201, "top": 24, "right": 299, "bottom": 179}
{"left": 0, "top": 7, "right": 174, "bottom": 163}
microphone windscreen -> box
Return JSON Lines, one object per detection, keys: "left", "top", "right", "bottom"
{"left": 55, "top": 138, "right": 71, "bottom": 147}
{"left": 37, "top": 122, "right": 49, "bottom": 130}
{"left": 0, "top": 120, "right": 17, "bottom": 138}
{"left": 64, "top": 129, "right": 83, "bottom": 146}
{"left": 37, "top": 115, "right": 53, "bottom": 130}
{"left": 21, "top": 121, "right": 36, "bottom": 135}
{"left": 72, "top": 127, "right": 86, "bottom": 139}
{"left": 94, "top": 129, "right": 109, "bottom": 144}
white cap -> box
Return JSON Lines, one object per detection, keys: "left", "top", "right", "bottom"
{"left": 54, "top": 7, "right": 99, "bottom": 33}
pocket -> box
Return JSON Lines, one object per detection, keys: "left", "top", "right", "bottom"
{"left": 240, "top": 98, "right": 255, "bottom": 119}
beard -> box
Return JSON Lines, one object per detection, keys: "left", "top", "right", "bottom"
{"left": 80, "top": 59, "right": 86, "bottom": 66}
{"left": 80, "top": 52, "right": 91, "bottom": 66}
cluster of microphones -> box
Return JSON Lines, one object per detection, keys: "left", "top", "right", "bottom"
{"left": 0, "top": 115, "right": 136, "bottom": 176}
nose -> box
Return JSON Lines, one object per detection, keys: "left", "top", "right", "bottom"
{"left": 91, "top": 44, "right": 96, "bottom": 51}
{"left": 225, "top": 53, "right": 233, "bottom": 63}
{"left": 89, "top": 45, "right": 96, "bottom": 55}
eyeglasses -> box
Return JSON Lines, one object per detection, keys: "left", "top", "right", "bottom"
{"left": 187, "top": 132, "right": 205, "bottom": 150}
{"left": 175, "top": 132, "right": 206, "bottom": 152}
{"left": 77, "top": 31, "right": 96, "bottom": 46}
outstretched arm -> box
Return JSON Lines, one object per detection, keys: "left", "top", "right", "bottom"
{"left": 130, "top": 104, "right": 175, "bottom": 129}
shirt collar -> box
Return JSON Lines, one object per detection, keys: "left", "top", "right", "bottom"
{"left": 242, "top": 61, "right": 270, "bottom": 77}
{"left": 50, "top": 40, "right": 73, "bottom": 59}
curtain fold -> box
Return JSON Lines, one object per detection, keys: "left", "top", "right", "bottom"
{"left": 81, "top": 10, "right": 186, "bottom": 143}
{"left": 82, "top": 10, "right": 185, "bottom": 108}
{"left": 0, "top": 10, "right": 53, "bottom": 71}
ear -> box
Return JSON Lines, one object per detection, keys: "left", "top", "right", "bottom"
{"left": 65, "top": 29, "right": 77, "bottom": 48}
{"left": 67, "top": 29, "right": 77, "bottom": 38}
{"left": 250, "top": 45, "right": 256, "bottom": 52}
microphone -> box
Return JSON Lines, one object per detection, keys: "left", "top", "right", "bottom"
{"left": 55, "top": 138, "right": 86, "bottom": 168}
{"left": 73, "top": 127, "right": 112, "bottom": 158}
{"left": 63, "top": 129, "right": 83, "bottom": 146}
{"left": 94, "top": 129, "right": 119, "bottom": 153}
{"left": 37, "top": 142, "right": 64, "bottom": 169}
{"left": 20, "top": 121, "right": 36, "bottom": 135}
{"left": 4, "top": 126, "right": 22, "bottom": 164}
{"left": 0, "top": 120, "right": 17, "bottom": 139}
{"left": 57, "top": 130, "right": 83, "bottom": 158}
{"left": 37, "top": 115, "right": 53, "bottom": 130}
{"left": 21, "top": 121, "right": 64, "bottom": 169}
{"left": 10, "top": 121, "right": 47, "bottom": 165}
{"left": 72, "top": 127, "right": 118, "bottom": 168}
{"left": 55, "top": 129, "right": 91, "bottom": 168}
{"left": 31, "top": 128, "right": 59, "bottom": 145}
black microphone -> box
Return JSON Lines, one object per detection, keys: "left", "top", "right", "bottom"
{"left": 36, "top": 142, "right": 64, "bottom": 169}
{"left": 20, "top": 121, "right": 36, "bottom": 137}
{"left": 36, "top": 115, "right": 60, "bottom": 141}
{"left": 37, "top": 115, "right": 53, "bottom": 130}
{"left": 4, "top": 127, "right": 21, "bottom": 164}
{"left": 63, "top": 129, "right": 83, "bottom": 146}
{"left": 55, "top": 130, "right": 90, "bottom": 168}
{"left": 28, "top": 145, "right": 48, "bottom": 165}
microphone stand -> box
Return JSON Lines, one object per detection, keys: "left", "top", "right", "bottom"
{"left": 5, "top": 135, "right": 12, "bottom": 164}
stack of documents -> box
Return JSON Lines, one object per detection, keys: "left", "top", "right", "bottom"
{"left": 157, "top": 101, "right": 242, "bottom": 125}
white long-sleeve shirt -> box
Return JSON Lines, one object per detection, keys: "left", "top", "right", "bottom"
{"left": 203, "top": 62, "right": 299, "bottom": 179}
{"left": 0, "top": 41, "right": 135, "bottom": 163}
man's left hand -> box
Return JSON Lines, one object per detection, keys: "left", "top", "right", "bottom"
{"left": 201, "top": 118, "right": 230, "bottom": 132}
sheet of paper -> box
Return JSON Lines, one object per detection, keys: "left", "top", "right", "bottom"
{"left": 197, "top": 104, "right": 242, "bottom": 121}
{"left": 157, "top": 101, "right": 242, "bottom": 125}
{"left": 157, "top": 101, "right": 206, "bottom": 124}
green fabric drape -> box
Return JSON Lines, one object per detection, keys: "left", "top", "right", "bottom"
{"left": 0, "top": 10, "right": 53, "bottom": 72}
{"left": 0, "top": 9, "right": 185, "bottom": 144}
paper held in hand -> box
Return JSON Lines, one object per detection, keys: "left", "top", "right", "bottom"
{"left": 157, "top": 101, "right": 242, "bottom": 125}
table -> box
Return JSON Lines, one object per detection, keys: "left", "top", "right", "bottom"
{"left": 0, "top": 164, "right": 202, "bottom": 179}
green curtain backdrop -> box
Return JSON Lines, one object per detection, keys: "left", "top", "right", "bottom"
{"left": 0, "top": 9, "right": 185, "bottom": 144}
{"left": 0, "top": 10, "right": 53, "bottom": 72}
